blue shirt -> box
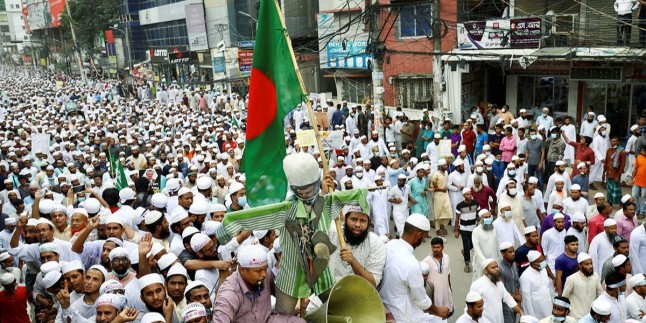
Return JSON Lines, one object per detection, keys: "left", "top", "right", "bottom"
{"left": 492, "top": 160, "right": 506, "bottom": 188}
{"left": 554, "top": 253, "right": 579, "bottom": 287}
{"left": 331, "top": 110, "right": 344, "bottom": 127}
{"left": 475, "top": 132, "right": 488, "bottom": 155}
{"left": 387, "top": 168, "right": 409, "bottom": 187}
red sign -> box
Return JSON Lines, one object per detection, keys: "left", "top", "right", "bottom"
{"left": 48, "top": 0, "right": 66, "bottom": 27}
{"left": 238, "top": 50, "right": 254, "bottom": 76}
{"left": 105, "top": 30, "right": 114, "bottom": 44}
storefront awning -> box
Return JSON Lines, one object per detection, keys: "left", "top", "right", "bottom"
{"left": 531, "top": 47, "right": 574, "bottom": 58}
{"left": 442, "top": 48, "right": 538, "bottom": 62}
{"left": 443, "top": 46, "right": 646, "bottom": 63}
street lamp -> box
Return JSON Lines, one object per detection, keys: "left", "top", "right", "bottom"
{"left": 110, "top": 23, "right": 132, "bottom": 72}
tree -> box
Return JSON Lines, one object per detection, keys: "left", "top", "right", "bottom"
{"left": 60, "top": 0, "right": 119, "bottom": 55}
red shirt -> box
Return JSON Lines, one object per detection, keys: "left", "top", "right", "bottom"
{"left": 0, "top": 286, "right": 30, "bottom": 323}
{"left": 588, "top": 214, "right": 607, "bottom": 244}
{"left": 462, "top": 129, "right": 477, "bottom": 153}
{"left": 471, "top": 185, "right": 497, "bottom": 210}
{"left": 567, "top": 141, "right": 595, "bottom": 177}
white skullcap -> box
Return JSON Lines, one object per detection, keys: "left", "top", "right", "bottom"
{"left": 554, "top": 175, "right": 564, "bottom": 183}
{"left": 238, "top": 245, "right": 268, "bottom": 268}
{"left": 519, "top": 315, "right": 539, "bottom": 323}
{"left": 577, "top": 162, "right": 586, "bottom": 169}
{"left": 189, "top": 200, "right": 209, "bottom": 215}
{"left": 577, "top": 252, "right": 592, "bottom": 263}
{"left": 591, "top": 299, "right": 611, "bottom": 315}
{"left": 182, "top": 302, "right": 208, "bottom": 321}
{"left": 0, "top": 252, "right": 10, "bottom": 261}
{"left": 553, "top": 213, "right": 565, "bottom": 220}
{"left": 138, "top": 273, "right": 164, "bottom": 290}
{"left": 167, "top": 263, "right": 188, "bottom": 279}
{"left": 483, "top": 258, "right": 497, "bottom": 268}
{"left": 141, "top": 313, "right": 166, "bottom": 323}
{"left": 61, "top": 260, "right": 84, "bottom": 274}
{"left": 4, "top": 217, "right": 16, "bottom": 226}
{"left": 99, "top": 279, "right": 124, "bottom": 294}
{"left": 458, "top": 145, "right": 466, "bottom": 153}
{"left": 43, "top": 270, "right": 63, "bottom": 289}
{"left": 524, "top": 226, "right": 537, "bottom": 234}
{"left": 604, "top": 218, "right": 617, "bottom": 227}
{"left": 453, "top": 159, "right": 464, "bottom": 167}
{"left": 397, "top": 174, "right": 407, "bottom": 180}
{"left": 185, "top": 280, "right": 207, "bottom": 295}
{"left": 437, "top": 159, "right": 447, "bottom": 166}
{"left": 555, "top": 160, "right": 565, "bottom": 166}
{"left": 0, "top": 273, "right": 15, "bottom": 285}
{"left": 40, "top": 261, "right": 61, "bottom": 275}
{"left": 629, "top": 274, "right": 646, "bottom": 287}
{"left": 89, "top": 265, "right": 108, "bottom": 280}
{"left": 171, "top": 208, "right": 189, "bottom": 224}
{"left": 621, "top": 194, "right": 632, "bottom": 204}
{"left": 144, "top": 210, "right": 163, "bottom": 225}
{"left": 283, "top": 152, "right": 320, "bottom": 186}
{"left": 228, "top": 181, "right": 244, "bottom": 195}
{"left": 499, "top": 241, "right": 513, "bottom": 251}
{"left": 571, "top": 212, "right": 586, "bottom": 223}
{"left": 527, "top": 250, "right": 542, "bottom": 262}
{"left": 39, "top": 242, "right": 59, "bottom": 254}
{"left": 83, "top": 198, "right": 101, "bottom": 214}
{"left": 165, "top": 178, "right": 180, "bottom": 192}
{"left": 118, "top": 188, "right": 136, "bottom": 204}
{"left": 38, "top": 199, "right": 55, "bottom": 214}
{"left": 612, "top": 254, "right": 628, "bottom": 267}
{"left": 211, "top": 204, "right": 227, "bottom": 213}
{"left": 150, "top": 193, "right": 168, "bottom": 209}
{"left": 594, "top": 192, "right": 605, "bottom": 199}
{"left": 462, "top": 187, "right": 471, "bottom": 195}
{"left": 419, "top": 261, "right": 430, "bottom": 275}
{"left": 631, "top": 124, "right": 640, "bottom": 132}
{"left": 148, "top": 243, "right": 164, "bottom": 258}
{"left": 478, "top": 209, "right": 491, "bottom": 217}
{"left": 95, "top": 294, "right": 126, "bottom": 310}
{"left": 182, "top": 226, "right": 200, "bottom": 239}
{"left": 190, "top": 233, "right": 211, "bottom": 252}
{"left": 105, "top": 215, "right": 123, "bottom": 226}
{"left": 528, "top": 176, "right": 538, "bottom": 184}
{"left": 196, "top": 176, "right": 212, "bottom": 190}
{"left": 202, "top": 221, "right": 222, "bottom": 236}
{"left": 178, "top": 187, "right": 193, "bottom": 197}
{"left": 405, "top": 213, "right": 430, "bottom": 231}
{"left": 570, "top": 184, "right": 581, "bottom": 191}
{"left": 37, "top": 218, "right": 54, "bottom": 228}
{"left": 253, "top": 230, "right": 269, "bottom": 240}
{"left": 465, "top": 291, "right": 483, "bottom": 303}
{"left": 157, "top": 253, "right": 178, "bottom": 271}
{"left": 108, "top": 247, "right": 129, "bottom": 262}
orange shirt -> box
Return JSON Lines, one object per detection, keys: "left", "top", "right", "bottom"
{"left": 634, "top": 155, "right": 646, "bottom": 187}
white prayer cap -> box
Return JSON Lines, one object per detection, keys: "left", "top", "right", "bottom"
{"left": 571, "top": 212, "right": 586, "bottom": 223}
{"left": 165, "top": 178, "right": 181, "bottom": 192}
{"left": 37, "top": 218, "right": 54, "bottom": 228}
{"left": 43, "top": 270, "right": 63, "bottom": 289}
{"left": 100, "top": 279, "right": 124, "bottom": 294}
{"left": 95, "top": 294, "right": 126, "bottom": 310}
{"left": 253, "top": 230, "right": 268, "bottom": 240}
{"left": 577, "top": 162, "right": 586, "bottom": 169}
{"left": 238, "top": 245, "right": 268, "bottom": 268}
{"left": 201, "top": 221, "right": 221, "bottom": 236}
{"left": 458, "top": 145, "right": 466, "bottom": 153}
{"left": 465, "top": 291, "right": 483, "bottom": 303}
{"left": 483, "top": 144, "right": 491, "bottom": 150}
{"left": 182, "top": 226, "right": 200, "bottom": 239}
{"left": 555, "top": 160, "right": 565, "bottom": 166}
{"left": 553, "top": 175, "right": 564, "bottom": 183}
{"left": 211, "top": 203, "right": 227, "bottom": 213}
{"left": 178, "top": 187, "right": 193, "bottom": 197}
{"left": 621, "top": 194, "right": 632, "bottom": 204}
{"left": 499, "top": 241, "right": 513, "bottom": 251}
{"left": 523, "top": 225, "right": 536, "bottom": 235}
{"left": 88, "top": 265, "right": 108, "bottom": 280}
{"left": 83, "top": 198, "right": 101, "bottom": 214}
{"left": 171, "top": 208, "right": 189, "bottom": 224}
{"left": 520, "top": 315, "right": 539, "bottom": 323}
{"left": 434, "top": 133, "right": 441, "bottom": 139}
{"left": 39, "top": 199, "right": 55, "bottom": 214}
{"left": 528, "top": 176, "right": 538, "bottom": 184}
{"left": 150, "top": 193, "right": 168, "bottom": 209}
{"left": 105, "top": 215, "right": 123, "bottom": 226}
{"left": 591, "top": 299, "right": 611, "bottom": 315}
{"left": 437, "top": 159, "right": 447, "bottom": 166}
{"left": 61, "top": 260, "right": 84, "bottom": 274}
{"left": 141, "top": 313, "right": 166, "bottom": 323}
{"left": 453, "top": 159, "right": 464, "bottom": 167}
{"left": 612, "top": 254, "right": 628, "bottom": 267}
{"left": 577, "top": 252, "right": 592, "bottom": 263}
{"left": 604, "top": 218, "right": 617, "bottom": 227}
{"left": 283, "top": 152, "right": 320, "bottom": 186}
{"left": 478, "top": 209, "right": 491, "bottom": 217}
{"left": 527, "top": 250, "right": 542, "bottom": 262}
{"left": 462, "top": 187, "right": 471, "bottom": 195}
{"left": 397, "top": 174, "right": 407, "bottom": 180}
{"left": 119, "top": 188, "right": 136, "bottom": 203}
{"left": 0, "top": 273, "right": 15, "bottom": 285}
{"left": 40, "top": 261, "right": 61, "bottom": 274}
{"left": 182, "top": 302, "right": 207, "bottom": 322}
{"left": 594, "top": 192, "right": 605, "bottom": 199}
{"left": 138, "top": 273, "right": 164, "bottom": 290}
{"left": 196, "top": 176, "right": 212, "bottom": 190}
{"left": 419, "top": 261, "right": 430, "bottom": 275}
{"left": 108, "top": 247, "right": 129, "bottom": 262}
{"left": 185, "top": 280, "right": 206, "bottom": 295}
{"left": 167, "top": 263, "right": 188, "bottom": 279}
{"left": 629, "top": 274, "right": 646, "bottom": 287}
{"left": 190, "top": 233, "right": 211, "bottom": 252}
{"left": 631, "top": 124, "right": 639, "bottom": 132}
{"left": 0, "top": 252, "right": 10, "bottom": 261}
{"left": 4, "top": 217, "right": 16, "bottom": 226}
{"left": 553, "top": 213, "right": 565, "bottom": 220}
{"left": 228, "top": 182, "right": 244, "bottom": 195}
{"left": 148, "top": 243, "right": 164, "bottom": 258}
{"left": 405, "top": 213, "right": 430, "bottom": 231}
{"left": 483, "top": 258, "right": 497, "bottom": 268}
{"left": 519, "top": 109, "right": 527, "bottom": 113}
{"left": 157, "top": 254, "right": 178, "bottom": 271}
{"left": 39, "top": 242, "right": 59, "bottom": 254}
{"left": 144, "top": 210, "right": 163, "bottom": 225}
{"left": 597, "top": 115, "right": 607, "bottom": 122}
{"left": 570, "top": 184, "right": 581, "bottom": 191}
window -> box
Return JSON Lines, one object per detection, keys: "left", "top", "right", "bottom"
{"left": 399, "top": 4, "right": 432, "bottom": 38}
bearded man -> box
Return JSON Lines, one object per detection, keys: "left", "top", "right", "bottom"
{"left": 471, "top": 209, "right": 500, "bottom": 280}
{"left": 469, "top": 259, "right": 525, "bottom": 323}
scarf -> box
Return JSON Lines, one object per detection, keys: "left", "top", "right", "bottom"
{"left": 611, "top": 146, "right": 624, "bottom": 168}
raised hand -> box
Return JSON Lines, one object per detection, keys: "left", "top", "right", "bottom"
{"left": 139, "top": 233, "right": 153, "bottom": 256}
{"left": 55, "top": 281, "right": 70, "bottom": 309}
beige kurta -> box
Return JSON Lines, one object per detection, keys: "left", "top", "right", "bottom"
{"left": 431, "top": 171, "right": 452, "bottom": 220}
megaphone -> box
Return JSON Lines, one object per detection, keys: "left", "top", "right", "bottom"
{"left": 305, "top": 275, "right": 386, "bottom": 323}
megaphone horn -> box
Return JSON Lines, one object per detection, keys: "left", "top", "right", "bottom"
{"left": 305, "top": 275, "right": 386, "bottom": 323}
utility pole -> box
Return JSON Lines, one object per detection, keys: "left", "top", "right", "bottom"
{"left": 64, "top": 1, "right": 87, "bottom": 84}
{"left": 431, "top": 0, "right": 443, "bottom": 113}
{"left": 369, "top": 1, "right": 385, "bottom": 138}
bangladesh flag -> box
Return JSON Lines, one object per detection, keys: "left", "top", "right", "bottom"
{"left": 109, "top": 150, "right": 129, "bottom": 191}
{"left": 243, "top": 0, "right": 305, "bottom": 206}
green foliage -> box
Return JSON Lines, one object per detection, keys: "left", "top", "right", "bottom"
{"left": 60, "top": 0, "right": 119, "bottom": 54}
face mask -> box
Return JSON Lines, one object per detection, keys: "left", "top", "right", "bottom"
{"left": 426, "top": 126, "right": 431, "bottom": 130}
{"left": 508, "top": 170, "right": 516, "bottom": 176}
{"left": 539, "top": 261, "right": 547, "bottom": 270}
{"left": 601, "top": 130, "right": 607, "bottom": 137}
{"left": 508, "top": 188, "right": 517, "bottom": 196}
{"left": 237, "top": 196, "right": 247, "bottom": 207}
{"left": 483, "top": 217, "right": 493, "bottom": 225}
{"left": 356, "top": 173, "right": 363, "bottom": 178}
{"left": 476, "top": 167, "right": 483, "bottom": 173}
{"left": 552, "top": 316, "right": 566, "bottom": 322}
{"left": 504, "top": 210, "right": 512, "bottom": 218}
{"left": 542, "top": 113, "right": 548, "bottom": 116}
{"left": 486, "top": 166, "right": 492, "bottom": 171}
{"left": 611, "top": 145, "right": 617, "bottom": 149}
{"left": 530, "top": 135, "right": 537, "bottom": 140}
{"left": 551, "top": 134, "right": 557, "bottom": 139}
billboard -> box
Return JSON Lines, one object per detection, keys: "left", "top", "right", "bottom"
{"left": 457, "top": 17, "right": 541, "bottom": 50}
{"left": 238, "top": 50, "right": 253, "bottom": 77}
{"left": 325, "top": 40, "right": 372, "bottom": 69}
{"left": 185, "top": 3, "right": 208, "bottom": 51}
{"left": 48, "top": 0, "right": 65, "bottom": 27}
{"left": 23, "top": 0, "right": 51, "bottom": 31}
{"left": 212, "top": 56, "right": 225, "bottom": 73}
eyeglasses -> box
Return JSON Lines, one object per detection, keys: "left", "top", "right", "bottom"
{"left": 37, "top": 228, "right": 51, "bottom": 234}
{"left": 112, "top": 257, "right": 129, "bottom": 264}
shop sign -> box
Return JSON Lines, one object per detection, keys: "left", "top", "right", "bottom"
{"left": 238, "top": 50, "right": 254, "bottom": 77}
{"left": 168, "top": 51, "right": 196, "bottom": 64}
{"left": 570, "top": 67, "right": 623, "bottom": 81}
{"left": 457, "top": 17, "right": 541, "bottom": 50}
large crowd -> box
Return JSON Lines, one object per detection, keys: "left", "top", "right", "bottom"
{"left": 0, "top": 66, "right": 645, "bottom": 323}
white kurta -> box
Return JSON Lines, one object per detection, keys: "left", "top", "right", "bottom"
{"left": 562, "top": 124, "right": 576, "bottom": 162}
{"left": 447, "top": 171, "right": 468, "bottom": 225}
{"left": 562, "top": 271, "right": 604, "bottom": 319}
{"left": 541, "top": 227, "right": 567, "bottom": 272}
{"left": 469, "top": 275, "right": 518, "bottom": 323}
{"left": 590, "top": 135, "right": 609, "bottom": 182}
{"left": 589, "top": 232, "right": 616, "bottom": 275}
{"left": 544, "top": 171, "right": 572, "bottom": 204}
{"left": 471, "top": 226, "right": 500, "bottom": 281}
{"left": 368, "top": 188, "right": 390, "bottom": 236}
{"left": 566, "top": 227, "right": 588, "bottom": 253}
{"left": 580, "top": 120, "right": 598, "bottom": 138}
{"left": 562, "top": 197, "right": 589, "bottom": 217}
{"left": 595, "top": 292, "right": 627, "bottom": 323}
{"left": 626, "top": 290, "right": 646, "bottom": 320}
{"left": 493, "top": 217, "right": 526, "bottom": 248}
{"left": 519, "top": 267, "right": 554, "bottom": 319}
{"left": 629, "top": 224, "right": 646, "bottom": 274}
{"left": 388, "top": 185, "right": 410, "bottom": 236}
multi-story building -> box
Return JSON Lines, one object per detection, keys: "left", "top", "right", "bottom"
{"left": 443, "top": 0, "right": 646, "bottom": 135}
{"left": 4, "top": 0, "right": 28, "bottom": 52}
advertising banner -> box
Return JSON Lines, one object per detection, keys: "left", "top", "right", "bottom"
{"left": 325, "top": 40, "right": 372, "bottom": 69}
{"left": 185, "top": 3, "right": 208, "bottom": 51}
{"left": 238, "top": 50, "right": 254, "bottom": 77}
{"left": 457, "top": 17, "right": 541, "bottom": 50}
{"left": 48, "top": 0, "right": 65, "bottom": 27}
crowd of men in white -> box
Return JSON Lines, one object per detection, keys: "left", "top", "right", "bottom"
{"left": 1, "top": 66, "right": 646, "bottom": 323}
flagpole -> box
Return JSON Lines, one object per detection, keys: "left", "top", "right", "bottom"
{"left": 271, "top": 0, "right": 331, "bottom": 177}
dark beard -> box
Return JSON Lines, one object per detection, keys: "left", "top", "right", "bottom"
{"left": 483, "top": 223, "right": 494, "bottom": 231}
{"left": 344, "top": 227, "right": 369, "bottom": 246}
{"left": 486, "top": 272, "right": 501, "bottom": 283}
